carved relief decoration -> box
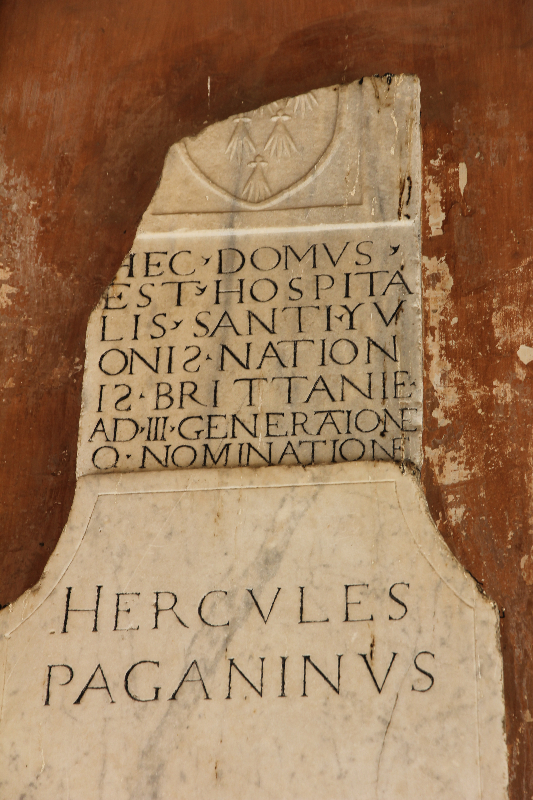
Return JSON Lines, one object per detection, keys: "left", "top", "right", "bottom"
{"left": 183, "top": 89, "right": 340, "bottom": 206}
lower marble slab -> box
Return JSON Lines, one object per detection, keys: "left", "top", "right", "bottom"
{"left": 0, "top": 462, "right": 507, "bottom": 799}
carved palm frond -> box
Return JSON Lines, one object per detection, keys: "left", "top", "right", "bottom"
{"left": 264, "top": 122, "right": 297, "bottom": 158}
{"left": 225, "top": 118, "right": 255, "bottom": 163}
{"left": 242, "top": 156, "right": 271, "bottom": 202}
{"left": 290, "top": 91, "right": 318, "bottom": 116}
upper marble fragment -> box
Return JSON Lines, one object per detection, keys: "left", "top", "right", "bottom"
{"left": 78, "top": 76, "right": 422, "bottom": 476}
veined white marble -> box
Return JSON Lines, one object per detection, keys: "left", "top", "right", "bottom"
{"left": 0, "top": 462, "right": 508, "bottom": 799}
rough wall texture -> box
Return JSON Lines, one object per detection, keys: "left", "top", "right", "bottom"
{"left": 0, "top": 0, "right": 531, "bottom": 794}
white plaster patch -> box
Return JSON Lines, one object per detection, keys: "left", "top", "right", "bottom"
{"left": 448, "top": 505, "right": 466, "bottom": 525}
{"left": 423, "top": 255, "right": 455, "bottom": 397}
{"left": 0, "top": 283, "right": 18, "bottom": 308}
{"left": 517, "top": 344, "right": 533, "bottom": 365}
{"left": 458, "top": 162, "right": 467, "bottom": 196}
{"left": 432, "top": 407, "right": 451, "bottom": 428}
{"left": 520, "top": 552, "right": 533, "bottom": 585}
{"left": 422, "top": 256, "right": 474, "bottom": 484}
{"left": 0, "top": 264, "right": 17, "bottom": 308}
{"left": 425, "top": 441, "right": 472, "bottom": 487}
{"left": 424, "top": 176, "right": 445, "bottom": 236}
{"left": 493, "top": 379, "right": 514, "bottom": 404}
{"left": 430, "top": 149, "right": 443, "bottom": 168}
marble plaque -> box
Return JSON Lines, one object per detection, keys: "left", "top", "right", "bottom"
{"left": 78, "top": 75, "right": 423, "bottom": 476}
{"left": 0, "top": 77, "right": 508, "bottom": 799}
{"left": 0, "top": 463, "right": 507, "bottom": 798}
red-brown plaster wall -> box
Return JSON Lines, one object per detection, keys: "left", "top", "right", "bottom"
{"left": 1, "top": 0, "right": 532, "bottom": 794}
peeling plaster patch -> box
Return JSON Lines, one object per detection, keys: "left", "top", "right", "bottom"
{"left": 490, "top": 257, "right": 533, "bottom": 360}
{"left": 426, "top": 442, "right": 472, "bottom": 487}
{"left": 424, "top": 176, "right": 445, "bottom": 236}
{"left": 458, "top": 162, "right": 467, "bottom": 196}
{"left": 0, "top": 263, "right": 17, "bottom": 308}
{"left": 514, "top": 361, "right": 528, "bottom": 383}
{"left": 48, "top": 354, "right": 83, "bottom": 389}
{"left": 0, "top": 284, "right": 18, "bottom": 308}
{"left": 487, "top": 101, "right": 510, "bottom": 129}
{"left": 423, "top": 255, "right": 455, "bottom": 397}
{"left": 0, "top": 158, "right": 45, "bottom": 291}
{"left": 525, "top": 427, "right": 533, "bottom": 530}
{"left": 522, "top": 371, "right": 533, "bottom": 529}
{"left": 520, "top": 553, "right": 533, "bottom": 585}
{"left": 429, "top": 148, "right": 443, "bottom": 168}
{"left": 448, "top": 505, "right": 466, "bottom": 525}
{"left": 492, "top": 304, "right": 516, "bottom": 352}
{"left": 432, "top": 407, "right": 451, "bottom": 427}
{"left": 423, "top": 255, "right": 477, "bottom": 487}
{"left": 493, "top": 379, "right": 514, "bottom": 404}
{"left": 517, "top": 344, "right": 533, "bottom": 365}
{"left": 517, "top": 255, "right": 533, "bottom": 270}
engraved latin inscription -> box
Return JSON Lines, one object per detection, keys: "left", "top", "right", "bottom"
{"left": 81, "top": 232, "right": 422, "bottom": 474}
